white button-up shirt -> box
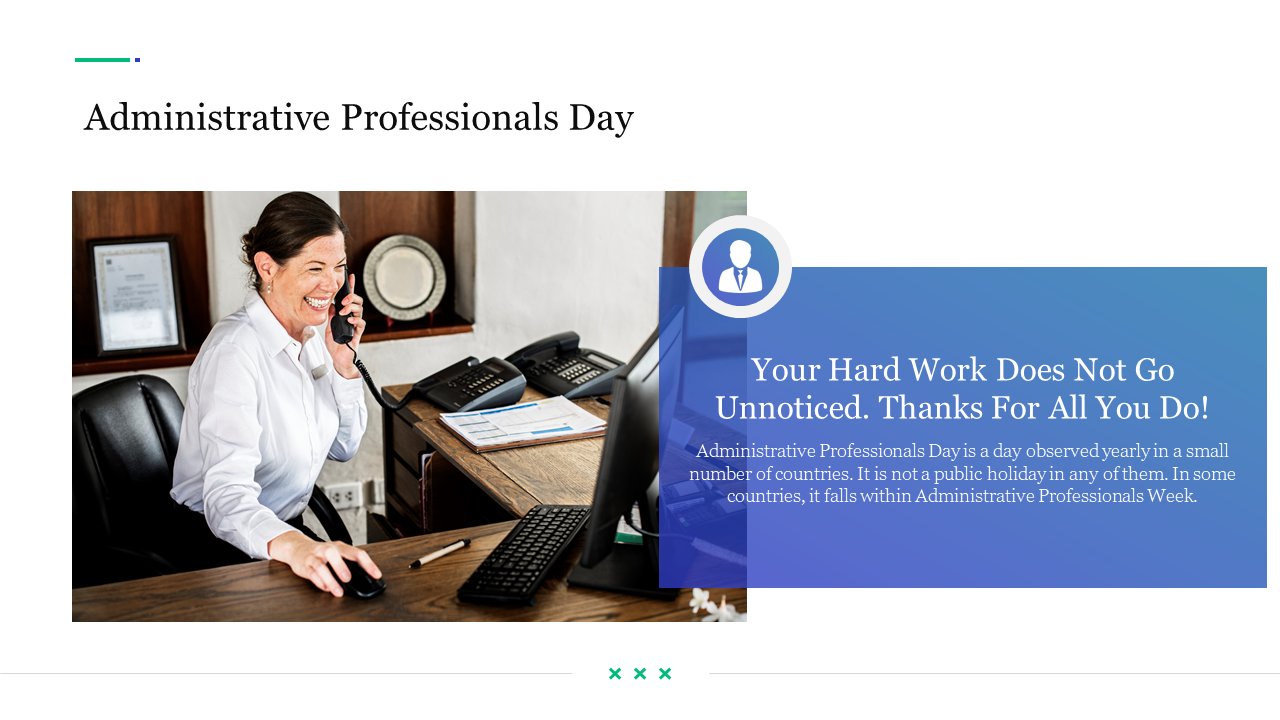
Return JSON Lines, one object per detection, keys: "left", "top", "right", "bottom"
{"left": 171, "top": 290, "right": 367, "bottom": 559}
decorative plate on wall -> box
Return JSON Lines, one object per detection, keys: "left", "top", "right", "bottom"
{"left": 362, "top": 234, "right": 447, "bottom": 321}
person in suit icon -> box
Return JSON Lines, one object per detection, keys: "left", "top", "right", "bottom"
{"left": 718, "top": 239, "right": 763, "bottom": 293}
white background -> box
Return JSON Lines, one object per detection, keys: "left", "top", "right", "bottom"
{"left": 7, "top": 1, "right": 1278, "bottom": 716}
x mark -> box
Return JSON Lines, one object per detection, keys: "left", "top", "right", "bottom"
{"left": 659, "top": 668, "right": 671, "bottom": 679}
{"left": 608, "top": 668, "right": 621, "bottom": 679}
{"left": 634, "top": 668, "right": 646, "bottom": 680}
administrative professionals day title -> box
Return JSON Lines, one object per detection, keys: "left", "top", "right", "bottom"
{"left": 82, "top": 101, "right": 636, "bottom": 137}
{"left": 658, "top": 218, "right": 1265, "bottom": 589}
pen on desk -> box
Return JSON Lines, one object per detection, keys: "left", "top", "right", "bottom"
{"left": 410, "top": 538, "right": 471, "bottom": 568}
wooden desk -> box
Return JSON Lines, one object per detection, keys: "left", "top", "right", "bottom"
{"left": 72, "top": 521, "right": 747, "bottom": 621}
{"left": 377, "top": 384, "right": 612, "bottom": 537}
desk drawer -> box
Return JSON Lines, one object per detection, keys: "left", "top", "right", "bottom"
{"left": 390, "top": 411, "right": 434, "bottom": 471}
{"left": 367, "top": 511, "right": 405, "bottom": 543}
{"left": 390, "top": 453, "right": 428, "bottom": 530}
{"left": 382, "top": 398, "right": 518, "bottom": 536}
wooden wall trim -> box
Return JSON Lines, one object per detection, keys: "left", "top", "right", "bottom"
{"left": 71, "top": 191, "right": 211, "bottom": 371}
{"left": 662, "top": 191, "right": 697, "bottom": 267}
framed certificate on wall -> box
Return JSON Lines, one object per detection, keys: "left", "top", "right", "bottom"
{"left": 87, "top": 236, "right": 186, "bottom": 357}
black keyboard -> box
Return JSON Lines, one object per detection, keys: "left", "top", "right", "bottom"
{"left": 457, "top": 505, "right": 590, "bottom": 606}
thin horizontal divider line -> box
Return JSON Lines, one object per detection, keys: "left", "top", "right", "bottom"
{"left": 711, "top": 666, "right": 1280, "bottom": 671}
{"left": 75, "top": 58, "right": 131, "bottom": 62}
{"left": 0, "top": 666, "right": 570, "bottom": 671}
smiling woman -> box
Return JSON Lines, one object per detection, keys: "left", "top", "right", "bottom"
{"left": 168, "top": 192, "right": 381, "bottom": 598}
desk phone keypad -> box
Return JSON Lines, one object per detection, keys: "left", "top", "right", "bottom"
{"left": 447, "top": 368, "right": 503, "bottom": 399}
{"left": 674, "top": 502, "right": 723, "bottom": 528}
{"left": 530, "top": 356, "right": 603, "bottom": 387}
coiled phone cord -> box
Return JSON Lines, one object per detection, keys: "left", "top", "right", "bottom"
{"left": 345, "top": 341, "right": 434, "bottom": 413}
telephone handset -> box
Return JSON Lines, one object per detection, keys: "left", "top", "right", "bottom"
{"left": 412, "top": 356, "right": 526, "bottom": 412}
{"left": 330, "top": 276, "right": 355, "bottom": 345}
{"left": 505, "top": 331, "right": 624, "bottom": 400}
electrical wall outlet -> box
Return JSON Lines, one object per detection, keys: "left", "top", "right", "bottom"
{"left": 326, "top": 481, "right": 363, "bottom": 510}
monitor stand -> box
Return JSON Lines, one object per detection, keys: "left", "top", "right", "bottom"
{"left": 568, "top": 540, "right": 679, "bottom": 600}
{"left": 569, "top": 475, "right": 679, "bottom": 600}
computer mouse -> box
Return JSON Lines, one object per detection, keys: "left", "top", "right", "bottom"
{"left": 338, "top": 559, "right": 386, "bottom": 599}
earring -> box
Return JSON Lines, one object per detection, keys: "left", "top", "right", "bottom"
{"left": 267, "top": 282, "right": 272, "bottom": 294}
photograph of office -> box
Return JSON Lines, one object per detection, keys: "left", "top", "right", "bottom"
{"left": 71, "top": 190, "right": 748, "bottom": 621}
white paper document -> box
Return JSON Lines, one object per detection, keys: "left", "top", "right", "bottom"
{"left": 439, "top": 396, "right": 606, "bottom": 448}
{"left": 94, "top": 241, "right": 181, "bottom": 350}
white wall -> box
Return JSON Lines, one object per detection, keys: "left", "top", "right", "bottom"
{"left": 72, "top": 191, "right": 665, "bottom": 537}
{"left": 474, "top": 191, "right": 662, "bottom": 357}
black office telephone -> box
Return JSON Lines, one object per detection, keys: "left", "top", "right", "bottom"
{"left": 410, "top": 356, "right": 526, "bottom": 412}
{"left": 352, "top": 353, "right": 525, "bottom": 415}
{"left": 505, "top": 331, "right": 625, "bottom": 400}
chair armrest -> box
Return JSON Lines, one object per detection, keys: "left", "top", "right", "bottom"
{"left": 308, "top": 486, "right": 353, "bottom": 545}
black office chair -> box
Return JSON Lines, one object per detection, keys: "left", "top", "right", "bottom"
{"left": 72, "top": 374, "right": 353, "bottom": 588}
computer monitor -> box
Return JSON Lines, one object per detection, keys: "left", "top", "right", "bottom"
{"left": 567, "top": 308, "right": 683, "bottom": 600}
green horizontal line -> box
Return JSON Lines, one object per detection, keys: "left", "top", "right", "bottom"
{"left": 76, "top": 58, "right": 130, "bottom": 63}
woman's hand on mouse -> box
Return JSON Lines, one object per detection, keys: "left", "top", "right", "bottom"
{"left": 326, "top": 274, "right": 366, "bottom": 380}
{"left": 267, "top": 530, "right": 382, "bottom": 597}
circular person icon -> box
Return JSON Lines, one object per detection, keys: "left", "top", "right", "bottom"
{"left": 717, "top": 240, "right": 763, "bottom": 293}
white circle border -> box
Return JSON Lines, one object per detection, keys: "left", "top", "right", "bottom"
{"left": 688, "top": 215, "right": 792, "bottom": 319}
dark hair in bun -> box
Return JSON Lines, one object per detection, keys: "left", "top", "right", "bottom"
{"left": 241, "top": 192, "right": 350, "bottom": 291}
